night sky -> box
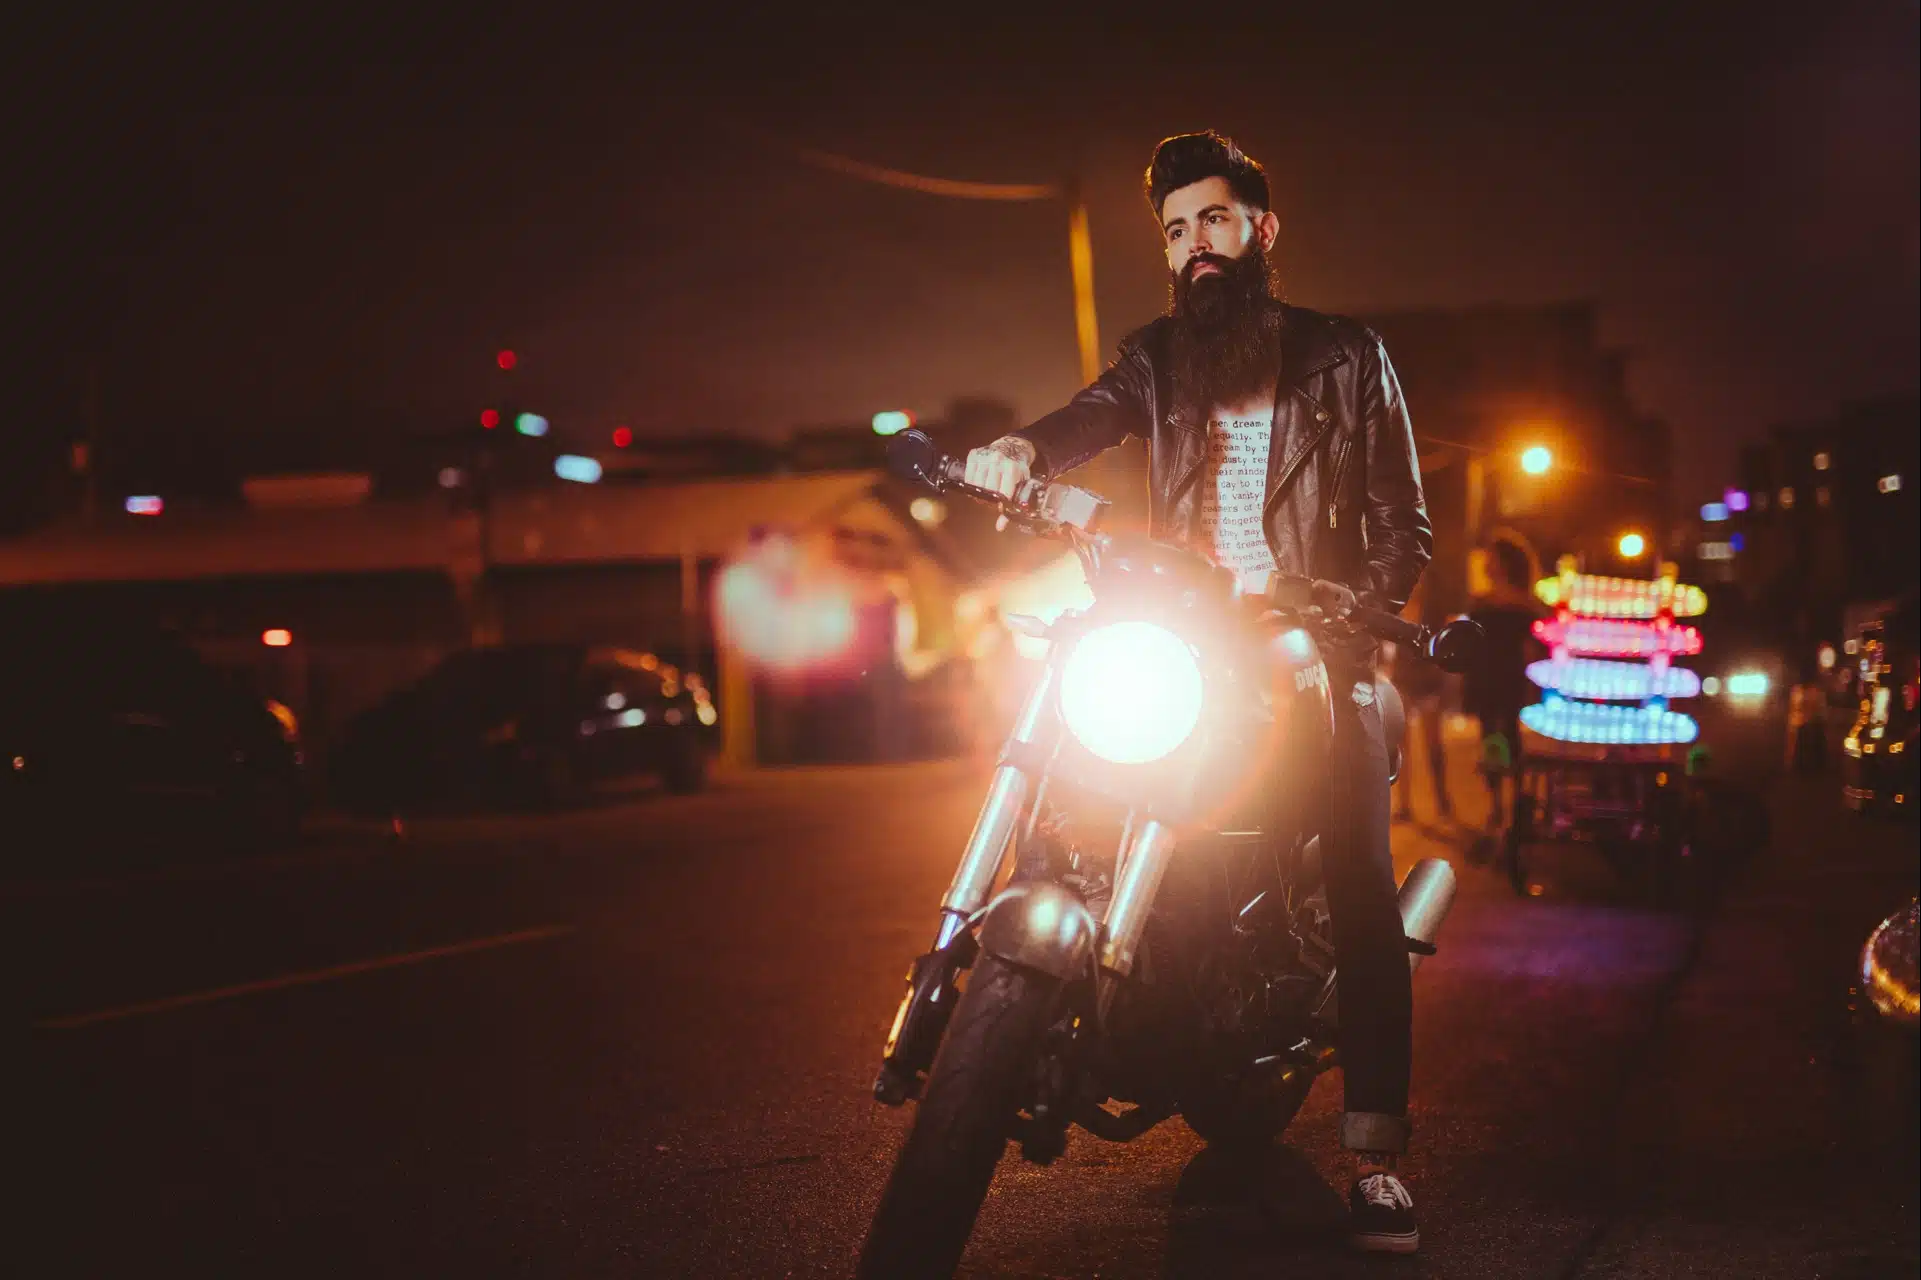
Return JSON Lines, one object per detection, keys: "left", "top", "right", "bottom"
{"left": 18, "top": 3, "right": 1918, "bottom": 504}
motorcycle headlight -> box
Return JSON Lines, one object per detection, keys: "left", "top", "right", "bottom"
{"left": 1059, "top": 621, "right": 1204, "bottom": 765}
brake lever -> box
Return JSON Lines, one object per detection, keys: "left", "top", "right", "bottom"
{"left": 993, "top": 506, "right": 1056, "bottom": 536}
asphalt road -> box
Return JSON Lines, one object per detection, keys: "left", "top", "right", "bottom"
{"left": 6, "top": 715, "right": 1916, "bottom": 1278}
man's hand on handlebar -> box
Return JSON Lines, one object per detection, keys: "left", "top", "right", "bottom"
{"left": 964, "top": 436, "right": 1037, "bottom": 501}
{"left": 1310, "top": 579, "right": 1358, "bottom": 622}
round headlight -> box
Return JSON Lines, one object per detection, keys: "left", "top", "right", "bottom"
{"left": 1059, "top": 621, "right": 1204, "bottom": 764}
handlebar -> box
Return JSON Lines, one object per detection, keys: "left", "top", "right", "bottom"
{"left": 925, "top": 449, "right": 1049, "bottom": 511}
{"left": 890, "top": 429, "right": 1481, "bottom": 671}
{"left": 1351, "top": 603, "right": 1426, "bottom": 649}
{"left": 887, "top": 429, "right": 1105, "bottom": 534}
{"left": 1265, "top": 574, "right": 1482, "bottom": 671}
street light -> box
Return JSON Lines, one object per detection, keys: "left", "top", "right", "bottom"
{"left": 1520, "top": 445, "right": 1553, "bottom": 476}
{"left": 1617, "top": 531, "right": 1647, "bottom": 559}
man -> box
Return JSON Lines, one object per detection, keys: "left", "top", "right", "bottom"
{"left": 965, "top": 131, "right": 1432, "bottom": 1254}
{"left": 1465, "top": 537, "right": 1540, "bottom": 833}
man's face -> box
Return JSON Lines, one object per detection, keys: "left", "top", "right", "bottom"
{"left": 1160, "top": 175, "right": 1279, "bottom": 282}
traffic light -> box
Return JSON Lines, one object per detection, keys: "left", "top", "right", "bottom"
{"left": 612, "top": 426, "right": 633, "bottom": 448}
{"left": 480, "top": 408, "right": 501, "bottom": 430}
{"left": 496, "top": 349, "right": 518, "bottom": 371}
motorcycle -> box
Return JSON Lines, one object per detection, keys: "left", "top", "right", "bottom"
{"left": 860, "top": 430, "right": 1481, "bottom": 1277}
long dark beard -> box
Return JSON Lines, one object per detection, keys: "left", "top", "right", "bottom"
{"left": 1168, "top": 248, "right": 1280, "bottom": 413}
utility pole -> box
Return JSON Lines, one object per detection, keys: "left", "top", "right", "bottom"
{"left": 778, "top": 136, "right": 1101, "bottom": 394}
{"left": 1065, "top": 178, "right": 1101, "bottom": 385}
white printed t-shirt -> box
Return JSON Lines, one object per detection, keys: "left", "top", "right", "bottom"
{"left": 1197, "top": 397, "right": 1279, "bottom": 594}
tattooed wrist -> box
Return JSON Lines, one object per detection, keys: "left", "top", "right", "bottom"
{"left": 988, "top": 437, "right": 1037, "bottom": 464}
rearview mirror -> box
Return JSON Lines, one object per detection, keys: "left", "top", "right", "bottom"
{"left": 1425, "top": 617, "right": 1484, "bottom": 674}
{"left": 886, "top": 429, "right": 940, "bottom": 486}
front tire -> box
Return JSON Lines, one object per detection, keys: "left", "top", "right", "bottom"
{"left": 859, "top": 953, "right": 1062, "bottom": 1279}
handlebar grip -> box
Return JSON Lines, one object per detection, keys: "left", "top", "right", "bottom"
{"left": 932, "top": 445, "right": 1044, "bottom": 509}
{"left": 1351, "top": 604, "right": 1426, "bottom": 648}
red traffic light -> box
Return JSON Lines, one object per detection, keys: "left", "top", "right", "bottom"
{"left": 612, "top": 426, "right": 633, "bottom": 448}
{"left": 480, "top": 408, "right": 500, "bottom": 429}
{"left": 496, "top": 349, "right": 518, "bottom": 371}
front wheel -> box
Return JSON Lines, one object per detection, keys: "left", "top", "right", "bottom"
{"left": 858, "top": 953, "right": 1062, "bottom": 1279}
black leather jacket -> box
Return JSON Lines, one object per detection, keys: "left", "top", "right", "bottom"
{"left": 1013, "top": 301, "right": 1433, "bottom": 617}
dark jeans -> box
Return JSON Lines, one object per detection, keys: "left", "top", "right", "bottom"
{"left": 1323, "top": 675, "right": 1414, "bottom": 1154}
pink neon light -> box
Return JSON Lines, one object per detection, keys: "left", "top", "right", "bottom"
{"left": 1532, "top": 615, "right": 1703, "bottom": 658}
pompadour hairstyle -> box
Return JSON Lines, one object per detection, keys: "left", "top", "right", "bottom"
{"left": 1144, "top": 131, "right": 1270, "bottom": 220}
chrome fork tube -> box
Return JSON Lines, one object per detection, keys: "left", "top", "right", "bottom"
{"left": 933, "top": 662, "right": 1060, "bottom": 949}
{"left": 1097, "top": 817, "right": 1178, "bottom": 1015}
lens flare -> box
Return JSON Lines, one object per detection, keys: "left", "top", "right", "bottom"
{"left": 1059, "top": 622, "right": 1203, "bottom": 764}
{"left": 714, "top": 553, "right": 859, "bottom": 672}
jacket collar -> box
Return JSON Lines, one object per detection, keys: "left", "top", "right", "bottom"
{"left": 1273, "top": 302, "right": 1349, "bottom": 388}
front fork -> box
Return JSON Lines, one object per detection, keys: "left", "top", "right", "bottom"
{"left": 875, "top": 659, "right": 1182, "bottom": 1102}
{"left": 875, "top": 664, "right": 1058, "bottom": 1103}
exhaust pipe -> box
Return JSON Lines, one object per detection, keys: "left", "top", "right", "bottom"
{"left": 1398, "top": 857, "right": 1456, "bottom": 977}
{"left": 1311, "top": 857, "right": 1457, "bottom": 1031}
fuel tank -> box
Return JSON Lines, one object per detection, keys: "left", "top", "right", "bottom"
{"left": 1261, "top": 620, "right": 1337, "bottom": 760}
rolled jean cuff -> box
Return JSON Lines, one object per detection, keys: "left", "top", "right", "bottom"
{"left": 1341, "top": 1111, "right": 1410, "bottom": 1154}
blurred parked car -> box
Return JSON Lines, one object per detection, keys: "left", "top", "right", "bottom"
{"left": 331, "top": 644, "right": 712, "bottom": 813}
{"left": 0, "top": 614, "right": 305, "bottom": 862}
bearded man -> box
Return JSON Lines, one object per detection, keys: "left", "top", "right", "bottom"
{"left": 965, "top": 130, "right": 1433, "bottom": 1254}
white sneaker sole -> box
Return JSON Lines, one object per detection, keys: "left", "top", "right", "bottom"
{"left": 1351, "top": 1228, "right": 1420, "bottom": 1254}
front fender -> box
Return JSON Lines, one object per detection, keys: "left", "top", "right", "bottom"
{"left": 977, "top": 881, "right": 1098, "bottom": 981}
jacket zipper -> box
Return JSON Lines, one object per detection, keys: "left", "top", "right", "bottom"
{"left": 1260, "top": 411, "right": 1341, "bottom": 536}
{"left": 1327, "top": 436, "right": 1356, "bottom": 529}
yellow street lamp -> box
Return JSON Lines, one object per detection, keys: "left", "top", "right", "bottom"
{"left": 1617, "top": 531, "right": 1647, "bottom": 559}
{"left": 1520, "top": 445, "right": 1553, "bottom": 476}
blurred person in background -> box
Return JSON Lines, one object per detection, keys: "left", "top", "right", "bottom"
{"left": 962, "top": 130, "right": 1434, "bottom": 1254}
{"left": 1389, "top": 579, "right": 1453, "bottom": 825}
{"left": 1464, "top": 538, "right": 1540, "bottom": 835}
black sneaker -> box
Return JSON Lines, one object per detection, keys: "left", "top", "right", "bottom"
{"left": 1349, "top": 1170, "right": 1419, "bottom": 1253}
